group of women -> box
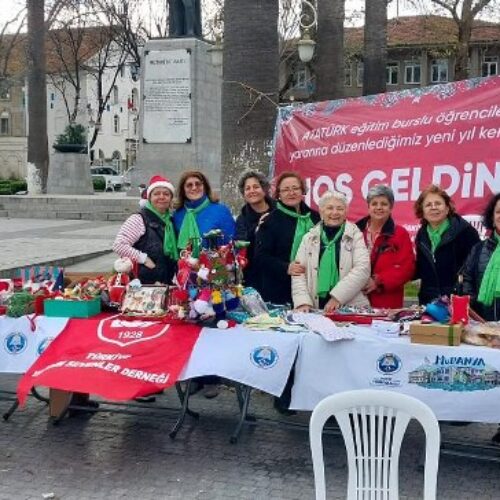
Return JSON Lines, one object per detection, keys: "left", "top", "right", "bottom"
{"left": 114, "top": 169, "right": 500, "bottom": 323}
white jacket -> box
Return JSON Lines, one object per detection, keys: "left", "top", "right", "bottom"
{"left": 292, "top": 221, "right": 370, "bottom": 309}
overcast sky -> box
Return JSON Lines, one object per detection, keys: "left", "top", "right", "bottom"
{"left": 0, "top": 1, "right": 495, "bottom": 32}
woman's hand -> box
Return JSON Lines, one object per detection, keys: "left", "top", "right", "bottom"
{"left": 288, "top": 261, "right": 305, "bottom": 276}
{"left": 295, "top": 304, "right": 311, "bottom": 312}
{"left": 144, "top": 257, "right": 156, "bottom": 269}
{"left": 324, "top": 297, "right": 340, "bottom": 313}
{"left": 363, "top": 277, "right": 378, "bottom": 294}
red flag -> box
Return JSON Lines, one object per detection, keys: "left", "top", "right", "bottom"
{"left": 17, "top": 315, "right": 202, "bottom": 405}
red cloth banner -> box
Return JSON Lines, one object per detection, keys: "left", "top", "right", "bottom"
{"left": 273, "top": 76, "right": 500, "bottom": 236}
{"left": 17, "top": 315, "right": 202, "bottom": 405}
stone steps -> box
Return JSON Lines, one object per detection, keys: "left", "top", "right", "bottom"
{"left": 0, "top": 195, "right": 139, "bottom": 221}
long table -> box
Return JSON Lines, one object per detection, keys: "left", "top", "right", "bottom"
{"left": 3, "top": 315, "right": 500, "bottom": 424}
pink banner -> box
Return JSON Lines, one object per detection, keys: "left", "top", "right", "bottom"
{"left": 273, "top": 76, "right": 500, "bottom": 236}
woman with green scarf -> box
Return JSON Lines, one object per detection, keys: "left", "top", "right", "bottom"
{"left": 414, "top": 184, "right": 480, "bottom": 305}
{"left": 292, "top": 191, "right": 370, "bottom": 313}
{"left": 254, "top": 172, "right": 320, "bottom": 305}
{"left": 462, "top": 193, "right": 500, "bottom": 321}
{"left": 113, "top": 175, "right": 178, "bottom": 284}
{"left": 173, "top": 171, "right": 235, "bottom": 257}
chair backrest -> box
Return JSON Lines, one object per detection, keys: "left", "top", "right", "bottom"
{"left": 309, "top": 389, "right": 440, "bottom": 500}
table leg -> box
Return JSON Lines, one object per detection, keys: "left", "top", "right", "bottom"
{"left": 3, "top": 400, "right": 19, "bottom": 421}
{"left": 230, "top": 384, "right": 253, "bottom": 444}
{"left": 170, "top": 380, "right": 199, "bottom": 439}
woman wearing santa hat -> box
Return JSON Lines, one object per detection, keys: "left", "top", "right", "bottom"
{"left": 173, "top": 170, "right": 235, "bottom": 255}
{"left": 113, "top": 174, "right": 178, "bottom": 284}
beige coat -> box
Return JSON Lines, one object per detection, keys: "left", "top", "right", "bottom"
{"left": 292, "top": 222, "right": 370, "bottom": 309}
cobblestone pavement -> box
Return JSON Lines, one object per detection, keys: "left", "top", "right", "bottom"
{"left": 1, "top": 374, "right": 500, "bottom": 500}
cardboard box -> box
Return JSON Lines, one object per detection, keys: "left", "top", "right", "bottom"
{"left": 44, "top": 298, "right": 101, "bottom": 318}
{"left": 410, "top": 321, "right": 462, "bottom": 346}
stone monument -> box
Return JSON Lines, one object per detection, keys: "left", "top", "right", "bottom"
{"left": 132, "top": 19, "right": 222, "bottom": 192}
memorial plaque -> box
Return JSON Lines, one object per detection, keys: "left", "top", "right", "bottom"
{"left": 143, "top": 49, "right": 191, "bottom": 143}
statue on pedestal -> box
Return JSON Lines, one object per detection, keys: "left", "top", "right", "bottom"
{"left": 168, "top": 0, "right": 202, "bottom": 38}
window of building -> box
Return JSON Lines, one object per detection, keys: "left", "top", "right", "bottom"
{"left": 356, "top": 62, "right": 364, "bottom": 87}
{"left": 386, "top": 62, "right": 399, "bottom": 85}
{"left": 119, "top": 64, "right": 125, "bottom": 78}
{"left": 404, "top": 61, "right": 421, "bottom": 84}
{"left": 295, "top": 68, "right": 307, "bottom": 89}
{"left": 482, "top": 56, "right": 498, "bottom": 77}
{"left": 131, "top": 88, "right": 138, "bottom": 108}
{"left": 344, "top": 63, "right": 352, "bottom": 87}
{"left": 0, "top": 81, "right": 10, "bottom": 100}
{"left": 430, "top": 59, "right": 448, "bottom": 83}
{"left": 113, "top": 85, "right": 119, "bottom": 105}
{"left": 113, "top": 114, "right": 120, "bottom": 134}
{"left": 0, "top": 113, "right": 9, "bottom": 135}
{"left": 133, "top": 118, "right": 138, "bottom": 135}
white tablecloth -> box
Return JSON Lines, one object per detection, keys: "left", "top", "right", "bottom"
{"left": 291, "top": 327, "right": 500, "bottom": 422}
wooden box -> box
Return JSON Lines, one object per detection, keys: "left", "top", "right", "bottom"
{"left": 410, "top": 322, "right": 462, "bottom": 346}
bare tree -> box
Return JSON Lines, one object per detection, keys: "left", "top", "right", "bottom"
{"left": 315, "top": 0, "right": 345, "bottom": 100}
{"left": 363, "top": 0, "right": 388, "bottom": 95}
{"left": 410, "top": 0, "right": 499, "bottom": 80}
{"left": 26, "top": 0, "right": 49, "bottom": 193}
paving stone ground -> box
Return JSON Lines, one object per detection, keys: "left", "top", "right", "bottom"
{"left": 0, "top": 218, "right": 120, "bottom": 274}
{"left": 1, "top": 374, "right": 500, "bottom": 500}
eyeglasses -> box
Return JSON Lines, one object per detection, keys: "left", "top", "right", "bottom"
{"left": 185, "top": 181, "right": 203, "bottom": 189}
{"left": 280, "top": 186, "right": 302, "bottom": 194}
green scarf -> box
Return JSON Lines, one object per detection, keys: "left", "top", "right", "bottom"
{"left": 317, "top": 224, "right": 345, "bottom": 298}
{"left": 145, "top": 202, "right": 178, "bottom": 260}
{"left": 177, "top": 197, "right": 211, "bottom": 257}
{"left": 478, "top": 233, "right": 500, "bottom": 306}
{"left": 426, "top": 218, "right": 450, "bottom": 253}
{"left": 277, "top": 202, "right": 314, "bottom": 260}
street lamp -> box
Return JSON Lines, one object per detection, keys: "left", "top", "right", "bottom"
{"left": 297, "top": 0, "right": 318, "bottom": 63}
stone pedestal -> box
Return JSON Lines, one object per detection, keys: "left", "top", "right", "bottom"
{"left": 133, "top": 38, "right": 222, "bottom": 192}
{"left": 47, "top": 152, "right": 93, "bottom": 195}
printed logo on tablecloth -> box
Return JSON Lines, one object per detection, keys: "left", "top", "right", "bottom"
{"left": 371, "top": 353, "right": 403, "bottom": 388}
{"left": 97, "top": 317, "right": 170, "bottom": 348}
{"left": 377, "top": 353, "right": 402, "bottom": 374}
{"left": 250, "top": 346, "right": 278, "bottom": 369}
{"left": 37, "top": 337, "right": 54, "bottom": 356}
{"left": 4, "top": 332, "right": 27, "bottom": 355}
{"left": 408, "top": 355, "right": 500, "bottom": 392}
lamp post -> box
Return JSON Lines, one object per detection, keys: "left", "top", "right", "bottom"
{"left": 297, "top": 0, "right": 318, "bottom": 63}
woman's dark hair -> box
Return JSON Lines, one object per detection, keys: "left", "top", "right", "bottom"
{"left": 482, "top": 192, "right": 500, "bottom": 231}
{"left": 238, "top": 170, "right": 271, "bottom": 196}
{"left": 414, "top": 184, "right": 456, "bottom": 220}
{"left": 273, "top": 171, "right": 307, "bottom": 200}
{"left": 175, "top": 170, "right": 218, "bottom": 208}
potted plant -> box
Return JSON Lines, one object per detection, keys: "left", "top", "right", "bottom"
{"left": 53, "top": 124, "right": 87, "bottom": 153}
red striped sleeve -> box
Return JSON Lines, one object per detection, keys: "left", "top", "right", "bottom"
{"left": 113, "top": 214, "right": 148, "bottom": 263}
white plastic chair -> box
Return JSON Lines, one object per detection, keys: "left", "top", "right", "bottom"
{"left": 309, "top": 390, "right": 440, "bottom": 500}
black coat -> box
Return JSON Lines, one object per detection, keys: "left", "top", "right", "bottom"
{"left": 415, "top": 214, "right": 480, "bottom": 305}
{"left": 462, "top": 236, "right": 500, "bottom": 321}
{"left": 234, "top": 198, "right": 275, "bottom": 290}
{"left": 134, "top": 209, "right": 177, "bottom": 285}
{"left": 254, "top": 201, "right": 320, "bottom": 305}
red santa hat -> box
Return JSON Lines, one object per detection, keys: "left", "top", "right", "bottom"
{"left": 146, "top": 175, "right": 175, "bottom": 198}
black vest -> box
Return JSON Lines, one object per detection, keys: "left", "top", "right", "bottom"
{"left": 134, "top": 209, "right": 176, "bottom": 285}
